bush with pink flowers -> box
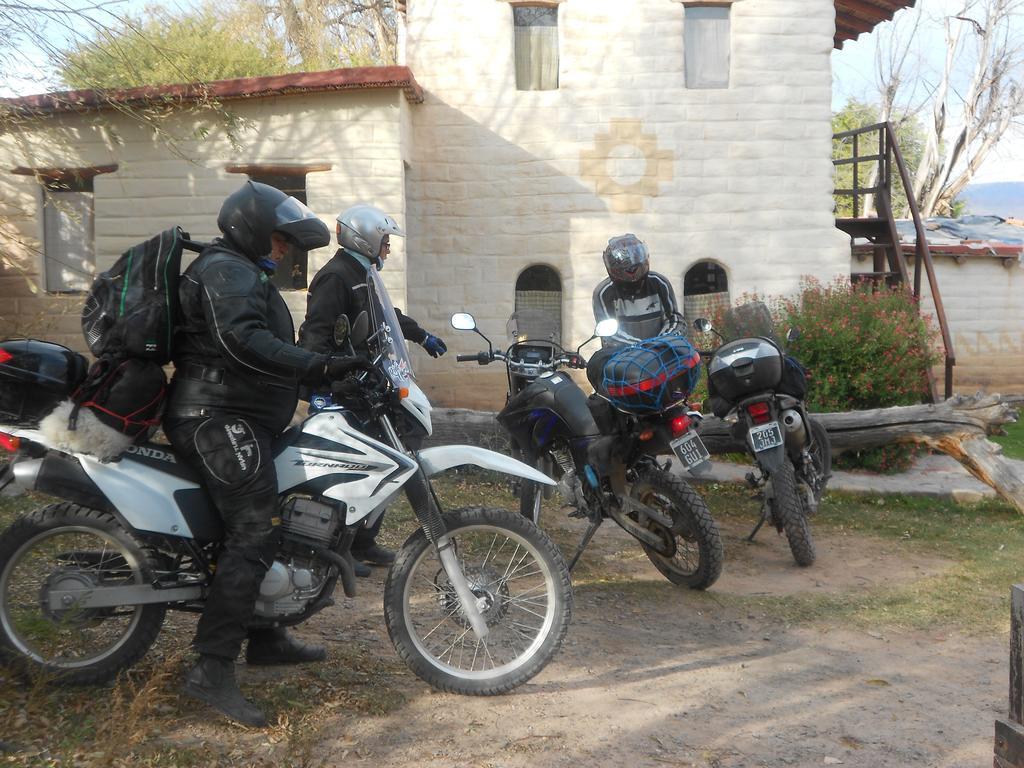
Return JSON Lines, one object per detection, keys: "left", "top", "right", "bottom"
{"left": 778, "top": 278, "right": 939, "bottom": 412}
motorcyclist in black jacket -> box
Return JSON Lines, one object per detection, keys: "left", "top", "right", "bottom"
{"left": 298, "top": 204, "right": 446, "bottom": 573}
{"left": 592, "top": 233, "right": 684, "bottom": 348}
{"left": 164, "top": 181, "right": 368, "bottom": 727}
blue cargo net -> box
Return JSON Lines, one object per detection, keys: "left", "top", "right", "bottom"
{"left": 602, "top": 334, "right": 701, "bottom": 412}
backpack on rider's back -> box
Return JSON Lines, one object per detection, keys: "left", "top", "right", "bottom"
{"left": 40, "top": 227, "right": 206, "bottom": 457}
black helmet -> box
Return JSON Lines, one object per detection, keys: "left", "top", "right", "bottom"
{"left": 603, "top": 234, "right": 650, "bottom": 285}
{"left": 217, "top": 181, "right": 330, "bottom": 262}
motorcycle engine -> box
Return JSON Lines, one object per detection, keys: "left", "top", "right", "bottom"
{"left": 253, "top": 496, "right": 345, "bottom": 618}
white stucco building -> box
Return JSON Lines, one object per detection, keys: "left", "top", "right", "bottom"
{"left": 12, "top": 0, "right": 1002, "bottom": 409}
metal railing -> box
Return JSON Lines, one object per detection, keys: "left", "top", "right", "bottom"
{"left": 833, "top": 121, "right": 956, "bottom": 400}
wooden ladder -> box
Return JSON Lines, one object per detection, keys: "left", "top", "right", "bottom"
{"left": 833, "top": 121, "right": 956, "bottom": 401}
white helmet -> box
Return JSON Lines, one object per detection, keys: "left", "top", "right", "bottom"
{"left": 336, "top": 204, "right": 405, "bottom": 270}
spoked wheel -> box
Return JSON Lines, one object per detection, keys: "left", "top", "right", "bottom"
{"left": 0, "top": 503, "right": 166, "bottom": 684}
{"left": 384, "top": 507, "right": 572, "bottom": 695}
{"left": 629, "top": 468, "right": 723, "bottom": 589}
{"left": 802, "top": 418, "right": 833, "bottom": 506}
{"left": 769, "top": 461, "right": 816, "bottom": 567}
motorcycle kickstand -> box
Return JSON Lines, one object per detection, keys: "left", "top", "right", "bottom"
{"left": 746, "top": 515, "right": 767, "bottom": 542}
{"left": 567, "top": 517, "right": 603, "bottom": 572}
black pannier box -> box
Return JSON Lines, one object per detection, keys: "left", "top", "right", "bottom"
{"left": 708, "top": 337, "right": 783, "bottom": 403}
{"left": 0, "top": 339, "right": 88, "bottom": 426}
{"left": 599, "top": 335, "right": 701, "bottom": 413}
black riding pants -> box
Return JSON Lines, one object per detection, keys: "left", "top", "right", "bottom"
{"left": 165, "top": 415, "right": 279, "bottom": 661}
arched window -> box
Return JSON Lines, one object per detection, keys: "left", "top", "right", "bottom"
{"left": 514, "top": 265, "right": 562, "bottom": 344}
{"left": 683, "top": 261, "right": 730, "bottom": 327}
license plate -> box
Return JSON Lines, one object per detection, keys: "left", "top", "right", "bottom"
{"left": 671, "top": 430, "right": 711, "bottom": 471}
{"left": 749, "top": 421, "right": 784, "bottom": 452}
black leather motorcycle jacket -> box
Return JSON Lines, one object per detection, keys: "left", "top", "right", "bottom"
{"left": 298, "top": 248, "right": 428, "bottom": 357}
{"left": 167, "top": 241, "right": 327, "bottom": 433}
{"left": 592, "top": 270, "right": 684, "bottom": 347}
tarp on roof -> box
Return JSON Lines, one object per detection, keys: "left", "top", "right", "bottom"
{"left": 894, "top": 215, "right": 1024, "bottom": 245}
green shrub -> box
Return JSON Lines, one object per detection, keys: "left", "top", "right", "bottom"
{"left": 695, "top": 279, "right": 939, "bottom": 473}
{"left": 779, "top": 278, "right": 939, "bottom": 412}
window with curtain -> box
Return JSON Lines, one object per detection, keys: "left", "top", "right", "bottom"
{"left": 514, "top": 265, "right": 562, "bottom": 344}
{"left": 42, "top": 176, "right": 95, "bottom": 293}
{"left": 513, "top": 5, "right": 559, "bottom": 91}
{"left": 684, "top": 5, "right": 731, "bottom": 89}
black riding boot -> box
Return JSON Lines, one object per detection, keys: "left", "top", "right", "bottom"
{"left": 182, "top": 655, "right": 267, "bottom": 727}
{"left": 246, "top": 627, "right": 327, "bottom": 666}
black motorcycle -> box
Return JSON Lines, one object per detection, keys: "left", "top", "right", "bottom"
{"left": 695, "top": 302, "right": 831, "bottom": 567}
{"left": 452, "top": 311, "right": 723, "bottom": 590}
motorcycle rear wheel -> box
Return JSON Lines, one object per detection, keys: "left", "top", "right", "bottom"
{"left": 803, "top": 418, "right": 832, "bottom": 504}
{"left": 629, "top": 468, "right": 723, "bottom": 589}
{"left": 384, "top": 507, "right": 572, "bottom": 695}
{"left": 770, "top": 460, "right": 817, "bottom": 567}
{"left": 0, "top": 503, "right": 166, "bottom": 684}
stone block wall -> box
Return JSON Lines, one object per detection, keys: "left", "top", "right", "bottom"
{"left": 404, "top": 0, "right": 851, "bottom": 409}
{"left": 914, "top": 253, "right": 1024, "bottom": 394}
{"left": 0, "top": 90, "right": 409, "bottom": 350}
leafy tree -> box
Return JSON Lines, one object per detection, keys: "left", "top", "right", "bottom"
{"left": 56, "top": 2, "right": 293, "bottom": 89}
{"left": 55, "top": 0, "right": 401, "bottom": 87}
{"left": 837, "top": 0, "right": 1024, "bottom": 217}
{"left": 832, "top": 99, "right": 931, "bottom": 218}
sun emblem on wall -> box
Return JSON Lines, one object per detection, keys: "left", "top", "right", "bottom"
{"left": 580, "top": 118, "right": 675, "bottom": 213}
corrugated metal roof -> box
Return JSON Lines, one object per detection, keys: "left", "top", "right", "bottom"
{"left": 835, "top": 0, "right": 917, "bottom": 48}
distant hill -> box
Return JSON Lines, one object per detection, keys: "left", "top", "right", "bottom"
{"left": 960, "top": 182, "right": 1024, "bottom": 218}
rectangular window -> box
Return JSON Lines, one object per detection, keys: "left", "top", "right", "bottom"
{"left": 514, "top": 5, "right": 559, "bottom": 91}
{"left": 684, "top": 5, "right": 730, "bottom": 89}
{"left": 244, "top": 170, "right": 310, "bottom": 290}
{"left": 42, "top": 176, "right": 95, "bottom": 293}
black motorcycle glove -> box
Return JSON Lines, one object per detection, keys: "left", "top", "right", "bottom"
{"left": 325, "top": 355, "right": 375, "bottom": 382}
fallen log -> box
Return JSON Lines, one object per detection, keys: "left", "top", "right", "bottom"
{"left": 696, "top": 393, "right": 1018, "bottom": 452}
{"left": 694, "top": 394, "right": 1024, "bottom": 513}
{"left": 426, "top": 394, "right": 1024, "bottom": 512}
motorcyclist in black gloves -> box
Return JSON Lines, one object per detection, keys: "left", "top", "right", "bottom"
{"left": 164, "top": 181, "right": 367, "bottom": 727}
{"left": 298, "top": 204, "right": 445, "bottom": 574}
{"left": 592, "top": 233, "right": 685, "bottom": 348}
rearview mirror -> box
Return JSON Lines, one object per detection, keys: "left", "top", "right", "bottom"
{"left": 450, "top": 312, "right": 477, "bottom": 331}
{"left": 595, "top": 318, "right": 619, "bottom": 338}
{"left": 332, "top": 315, "right": 350, "bottom": 347}
{"left": 693, "top": 318, "right": 713, "bottom": 334}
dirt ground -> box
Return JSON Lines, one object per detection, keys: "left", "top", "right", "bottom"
{"left": 164, "top": 511, "right": 1007, "bottom": 768}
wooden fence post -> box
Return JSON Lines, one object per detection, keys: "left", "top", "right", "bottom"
{"left": 995, "top": 585, "right": 1024, "bottom": 767}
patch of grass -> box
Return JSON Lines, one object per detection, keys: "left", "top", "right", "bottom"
{"left": 702, "top": 483, "right": 1023, "bottom": 634}
{"left": 992, "top": 409, "right": 1024, "bottom": 460}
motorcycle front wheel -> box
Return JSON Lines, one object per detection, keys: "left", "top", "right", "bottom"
{"left": 770, "top": 460, "right": 817, "bottom": 567}
{"left": 0, "top": 503, "right": 166, "bottom": 684}
{"left": 384, "top": 507, "right": 572, "bottom": 695}
{"left": 629, "top": 468, "right": 724, "bottom": 589}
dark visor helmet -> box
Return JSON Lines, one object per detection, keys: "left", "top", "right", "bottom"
{"left": 603, "top": 234, "right": 650, "bottom": 285}
{"left": 217, "top": 181, "right": 330, "bottom": 264}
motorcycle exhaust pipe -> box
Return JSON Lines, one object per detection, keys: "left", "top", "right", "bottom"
{"left": 780, "top": 409, "right": 806, "bottom": 448}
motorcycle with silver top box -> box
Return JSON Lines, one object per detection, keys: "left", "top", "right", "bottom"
{"left": 697, "top": 301, "right": 831, "bottom": 567}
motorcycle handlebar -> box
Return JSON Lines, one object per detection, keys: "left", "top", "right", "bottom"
{"left": 456, "top": 352, "right": 494, "bottom": 364}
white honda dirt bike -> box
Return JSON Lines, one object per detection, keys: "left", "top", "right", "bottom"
{"left": 0, "top": 269, "right": 572, "bottom": 695}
